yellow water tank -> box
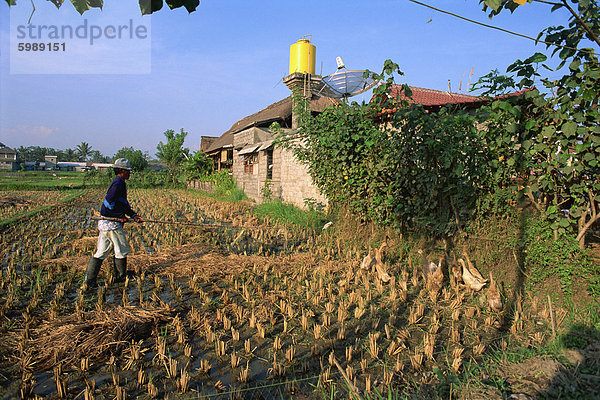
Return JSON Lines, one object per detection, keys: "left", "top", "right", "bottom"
{"left": 289, "top": 38, "right": 316, "bottom": 75}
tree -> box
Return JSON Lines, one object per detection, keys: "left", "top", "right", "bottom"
{"left": 15, "top": 146, "right": 52, "bottom": 161}
{"left": 114, "top": 146, "right": 149, "bottom": 172}
{"left": 156, "top": 128, "right": 189, "bottom": 182}
{"left": 76, "top": 141, "right": 92, "bottom": 161}
{"left": 477, "top": 0, "right": 600, "bottom": 248}
{"left": 3, "top": 0, "right": 200, "bottom": 15}
{"left": 89, "top": 150, "right": 109, "bottom": 163}
{"left": 184, "top": 150, "right": 211, "bottom": 179}
{"left": 64, "top": 148, "right": 77, "bottom": 161}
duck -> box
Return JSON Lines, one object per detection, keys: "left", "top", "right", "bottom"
{"left": 374, "top": 240, "right": 391, "bottom": 283}
{"left": 448, "top": 254, "right": 463, "bottom": 287}
{"left": 360, "top": 247, "right": 375, "bottom": 271}
{"left": 419, "top": 249, "right": 444, "bottom": 294}
{"left": 458, "top": 257, "right": 488, "bottom": 292}
{"left": 428, "top": 257, "right": 444, "bottom": 294}
{"left": 487, "top": 272, "right": 502, "bottom": 312}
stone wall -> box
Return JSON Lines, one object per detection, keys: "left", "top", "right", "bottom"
{"left": 187, "top": 180, "right": 215, "bottom": 192}
{"left": 231, "top": 128, "right": 327, "bottom": 209}
{"left": 277, "top": 147, "right": 327, "bottom": 209}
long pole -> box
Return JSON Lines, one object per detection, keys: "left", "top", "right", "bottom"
{"left": 91, "top": 215, "right": 232, "bottom": 229}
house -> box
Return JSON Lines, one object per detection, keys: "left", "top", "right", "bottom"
{"left": 209, "top": 80, "right": 531, "bottom": 209}
{"left": 0, "top": 145, "right": 19, "bottom": 170}
{"left": 222, "top": 95, "right": 337, "bottom": 207}
{"left": 204, "top": 131, "right": 234, "bottom": 172}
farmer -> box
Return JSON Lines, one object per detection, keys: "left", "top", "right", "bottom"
{"left": 84, "top": 158, "right": 144, "bottom": 289}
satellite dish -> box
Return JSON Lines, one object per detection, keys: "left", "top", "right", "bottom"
{"left": 315, "top": 57, "right": 378, "bottom": 101}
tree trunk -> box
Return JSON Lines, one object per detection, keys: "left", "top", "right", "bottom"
{"left": 576, "top": 190, "right": 599, "bottom": 249}
{"left": 578, "top": 212, "right": 587, "bottom": 249}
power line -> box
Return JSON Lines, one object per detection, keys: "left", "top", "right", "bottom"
{"left": 407, "top": 0, "right": 597, "bottom": 58}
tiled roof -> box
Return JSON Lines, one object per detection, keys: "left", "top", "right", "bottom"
{"left": 392, "top": 86, "right": 482, "bottom": 106}
{"left": 225, "top": 96, "right": 337, "bottom": 135}
{"left": 388, "top": 85, "right": 534, "bottom": 107}
{"left": 204, "top": 131, "right": 233, "bottom": 154}
{"left": 205, "top": 96, "right": 338, "bottom": 154}
{"left": 0, "top": 146, "right": 16, "bottom": 154}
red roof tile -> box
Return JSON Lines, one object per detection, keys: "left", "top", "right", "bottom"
{"left": 387, "top": 85, "right": 534, "bottom": 107}
{"left": 391, "top": 86, "right": 483, "bottom": 106}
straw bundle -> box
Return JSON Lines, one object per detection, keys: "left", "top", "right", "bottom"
{"left": 22, "top": 305, "right": 173, "bottom": 371}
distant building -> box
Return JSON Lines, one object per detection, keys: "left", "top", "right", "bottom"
{"left": 0, "top": 145, "right": 19, "bottom": 170}
{"left": 45, "top": 155, "right": 58, "bottom": 164}
{"left": 56, "top": 162, "right": 92, "bottom": 172}
{"left": 92, "top": 163, "right": 113, "bottom": 172}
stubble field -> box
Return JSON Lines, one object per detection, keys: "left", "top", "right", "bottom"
{"left": 0, "top": 188, "right": 597, "bottom": 399}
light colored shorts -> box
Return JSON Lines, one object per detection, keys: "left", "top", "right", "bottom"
{"left": 93, "top": 227, "right": 131, "bottom": 259}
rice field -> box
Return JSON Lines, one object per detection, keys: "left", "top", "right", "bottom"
{"left": 0, "top": 188, "right": 566, "bottom": 399}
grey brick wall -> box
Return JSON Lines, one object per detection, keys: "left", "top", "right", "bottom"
{"left": 231, "top": 128, "right": 328, "bottom": 209}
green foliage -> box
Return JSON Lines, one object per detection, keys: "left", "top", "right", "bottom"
{"left": 64, "top": 148, "right": 77, "bottom": 161}
{"left": 88, "top": 150, "right": 109, "bottom": 163}
{"left": 476, "top": 0, "right": 600, "bottom": 248}
{"left": 520, "top": 214, "right": 597, "bottom": 297}
{"left": 303, "top": 198, "right": 326, "bottom": 213}
{"left": 481, "top": 0, "right": 528, "bottom": 17}
{"left": 0, "top": 171, "right": 86, "bottom": 190}
{"left": 156, "top": 128, "right": 189, "bottom": 183}
{"left": 212, "top": 185, "right": 247, "bottom": 203}
{"left": 280, "top": 64, "right": 492, "bottom": 238}
{"left": 253, "top": 200, "right": 326, "bottom": 232}
{"left": 260, "top": 179, "right": 272, "bottom": 201}
{"left": 76, "top": 141, "right": 92, "bottom": 161}
{"left": 70, "top": 0, "right": 103, "bottom": 15}
{"left": 560, "top": 323, "right": 600, "bottom": 349}
{"left": 4, "top": 0, "right": 200, "bottom": 15}
{"left": 470, "top": 69, "right": 517, "bottom": 96}
{"left": 198, "top": 171, "right": 248, "bottom": 202}
{"left": 475, "top": 187, "right": 518, "bottom": 218}
{"left": 14, "top": 145, "right": 103, "bottom": 162}
{"left": 84, "top": 168, "right": 175, "bottom": 188}
{"left": 197, "top": 170, "right": 232, "bottom": 185}
{"left": 184, "top": 150, "right": 211, "bottom": 179}
{"left": 139, "top": 0, "right": 200, "bottom": 14}
{"left": 114, "top": 147, "right": 149, "bottom": 172}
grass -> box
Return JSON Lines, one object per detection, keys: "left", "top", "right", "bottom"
{"left": 253, "top": 200, "right": 327, "bottom": 231}
{"left": 214, "top": 185, "right": 248, "bottom": 202}
{"left": 0, "top": 171, "right": 87, "bottom": 190}
{"left": 190, "top": 171, "right": 249, "bottom": 203}
{"left": 0, "top": 189, "right": 87, "bottom": 229}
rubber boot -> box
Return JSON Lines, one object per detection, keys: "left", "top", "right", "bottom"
{"left": 113, "top": 257, "right": 127, "bottom": 283}
{"left": 84, "top": 257, "right": 103, "bottom": 289}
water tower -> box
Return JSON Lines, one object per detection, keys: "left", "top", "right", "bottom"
{"left": 283, "top": 37, "right": 324, "bottom": 128}
{"left": 283, "top": 37, "right": 378, "bottom": 127}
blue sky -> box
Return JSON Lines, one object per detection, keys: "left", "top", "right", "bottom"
{"left": 0, "top": 0, "right": 570, "bottom": 157}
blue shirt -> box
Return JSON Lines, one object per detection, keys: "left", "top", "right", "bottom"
{"left": 100, "top": 175, "right": 137, "bottom": 219}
